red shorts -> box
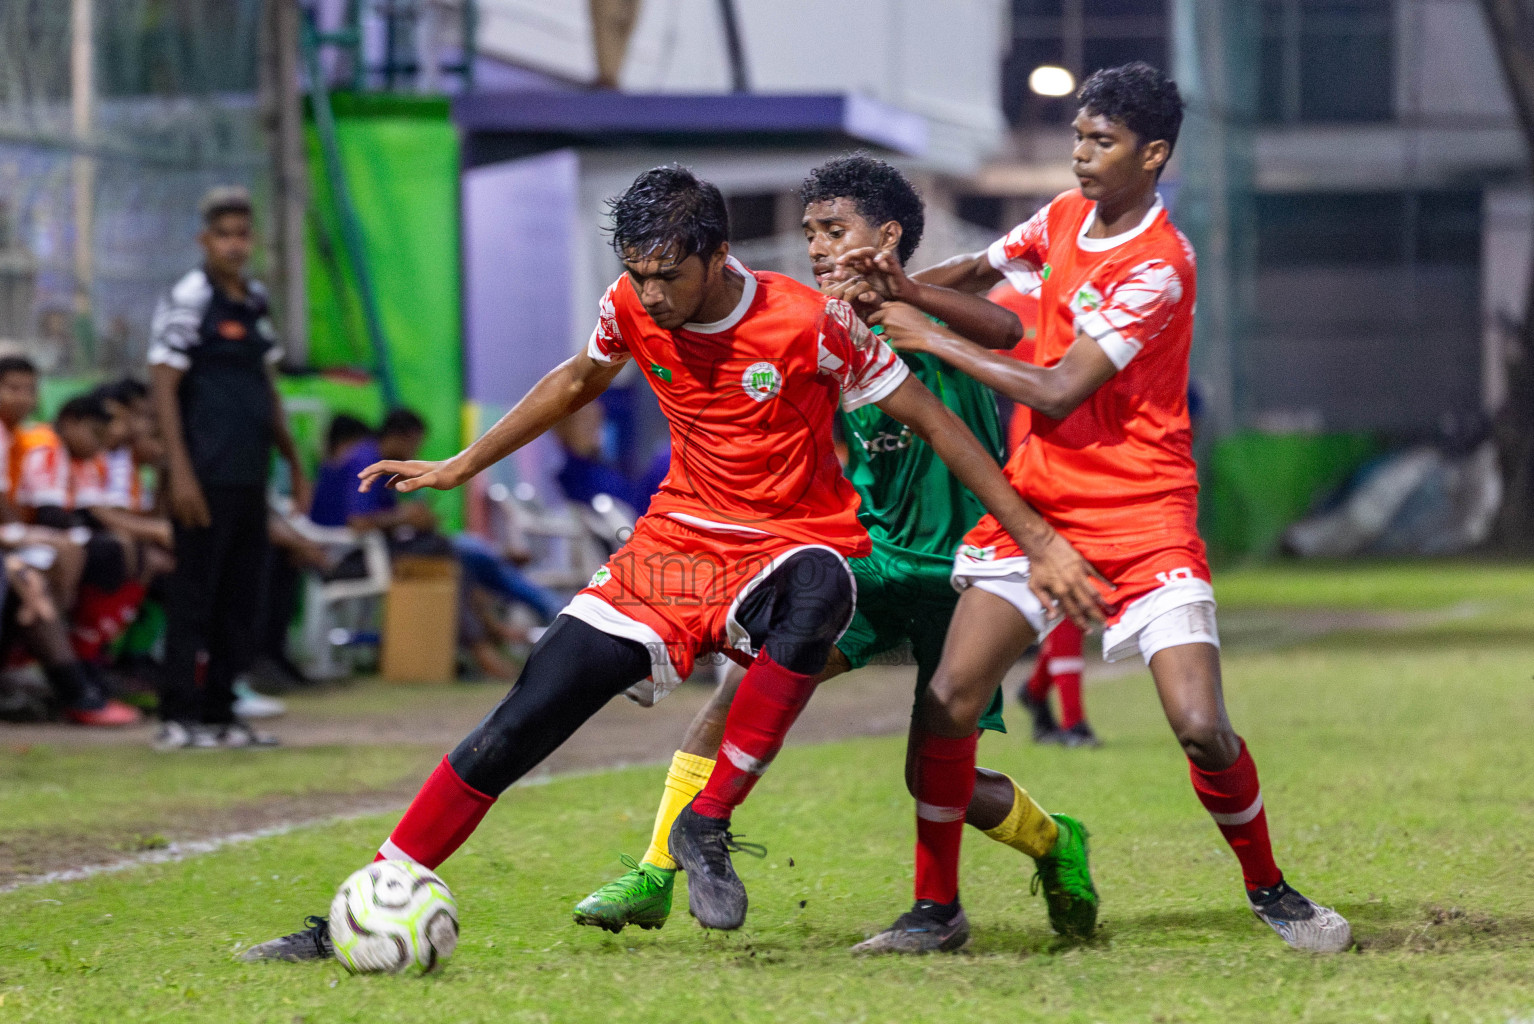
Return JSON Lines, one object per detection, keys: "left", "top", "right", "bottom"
{"left": 560, "top": 514, "right": 852, "bottom": 705}
{"left": 955, "top": 506, "right": 1216, "bottom": 663}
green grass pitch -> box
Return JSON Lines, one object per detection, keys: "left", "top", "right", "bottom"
{"left": 2, "top": 563, "right": 1533, "bottom": 1022}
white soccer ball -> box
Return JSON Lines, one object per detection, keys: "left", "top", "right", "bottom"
{"left": 328, "top": 860, "right": 459, "bottom": 974}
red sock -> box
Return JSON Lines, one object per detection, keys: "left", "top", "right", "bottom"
{"left": 912, "top": 728, "right": 978, "bottom": 904}
{"left": 1047, "top": 620, "right": 1086, "bottom": 729}
{"left": 1188, "top": 739, "right": 1282, "bottom": 890}
{"left": 691, "top": 652, "right": 817, "bottom": 820}
{"left": 375, "top": 757, "right": 495, "bottom": 869}
{"left": 1024, "top": 650, "right": 1051, "bottom": 703}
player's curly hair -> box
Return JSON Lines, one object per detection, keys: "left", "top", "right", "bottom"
{"left": 1077, "top": 62, "right": 1184, "bottom": 160}
{"left": 798, "top": 153, "right": 924, "bottom": 265}
{"left": 607, "top": 165, "right": 730, "bottom": 264}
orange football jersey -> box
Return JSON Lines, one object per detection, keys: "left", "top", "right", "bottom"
{"left": 586, "top": 257, "right": 908, "bottom": 557}
{"left": 987, "top": 190, "right": 1198, "bottom": 542}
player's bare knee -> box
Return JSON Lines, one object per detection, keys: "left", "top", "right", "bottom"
{"left": 1175, "top": 713, "right": 1238, "bottom": 769}
{"left": 922, "top": 671, "right": 988, "bottom": 736}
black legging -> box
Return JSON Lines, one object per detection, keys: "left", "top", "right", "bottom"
{"left": 449, "top": 547, "right": 854, "bottom": 795}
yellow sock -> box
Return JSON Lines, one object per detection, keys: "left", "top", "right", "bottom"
{"left": 982, "top": 777, "right": 1060, "bottom": 860}
{"left": 640, "top": 750, "right": 716, "bottom": 870}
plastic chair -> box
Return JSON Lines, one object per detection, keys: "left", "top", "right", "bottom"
{"left": 284, "top": 516, "right": 392, "bottom": 680}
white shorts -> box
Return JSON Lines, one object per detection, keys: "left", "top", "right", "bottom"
{"left": 951, "top": 549, "right": 1220, "bottom": 665}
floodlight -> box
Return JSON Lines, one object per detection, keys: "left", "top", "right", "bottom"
{"left": 1029, "top": 65, "right": 1075, "bottom": 98}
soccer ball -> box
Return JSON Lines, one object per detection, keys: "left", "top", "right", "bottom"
{"left": 328, "top": 860, "right": 459, "bottom": 973}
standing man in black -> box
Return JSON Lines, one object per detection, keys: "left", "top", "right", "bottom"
{"left": 148, "top": 186, "right": 309, "bottom": 750}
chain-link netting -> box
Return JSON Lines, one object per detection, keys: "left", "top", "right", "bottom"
{"left": 0, "top": 0, "right": 266, "bottom": 375}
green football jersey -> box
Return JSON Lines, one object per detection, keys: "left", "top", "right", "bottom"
{"left": 840, "top": 349, "right": 1005, "bottom": 558}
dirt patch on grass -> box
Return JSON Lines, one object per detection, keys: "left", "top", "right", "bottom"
{"left": 1354, "top": 904, "right": 1534, "bottom": 953}
{"left": 0, "top": 601, "right": 1486, "bottom": 889}
{"left": 0, "top": 663, "right": 950, "bottom": 888}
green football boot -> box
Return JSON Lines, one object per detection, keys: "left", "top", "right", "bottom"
{"left": 1031, "top": 813, "right": 1099, "bottom": 939}
{"left": 573, "top": 855, "right": 675, "bottom": 933}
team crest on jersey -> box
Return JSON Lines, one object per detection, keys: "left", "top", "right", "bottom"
{"left": 588, "top": 567, "right": 612, "bottom": 587}
{"left": 741, "top": 361, "right": 782, "bottom": 402}
{"left": 1072, "top": 284, "right": 1104, "bottom": 314}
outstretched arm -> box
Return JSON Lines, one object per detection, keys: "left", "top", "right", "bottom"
{"left": 359, "top": 351, "right": 624, "bottom": 494}
{"left": 911, "top": 249, "right": 1006, "bottom": 294}
{"left": 874, "top": 375, "right": 1108, "bottom": 627}
{"left": 836, "top": 248, "right": 1021, "bottom": 349}
{"left": 877, "top": 308, "right": 1116, "bottom": 421}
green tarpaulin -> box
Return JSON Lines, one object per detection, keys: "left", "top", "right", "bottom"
{"left": 1203, "top": 431, "right": 1378, "bottom": 563}
{"left": 304, "top": 94, "right": 463, "bottom": 529}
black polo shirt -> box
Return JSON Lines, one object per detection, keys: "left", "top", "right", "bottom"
{"left": 148, "top": 268, "right": 282, "bottom": 488}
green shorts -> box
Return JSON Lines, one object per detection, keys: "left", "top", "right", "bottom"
{"left": 837, "top": 539, "right": 1007, "bottom": 733}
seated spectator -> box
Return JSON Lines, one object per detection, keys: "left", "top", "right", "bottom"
{"left": 0, "top": 371, "right": 137, "bottom": 726}
{"left": 310, "top": 408, "right": 559, "bottom": 678}
{"left": 97, "top": 377, "right": 160, "bottom": 514}
{"left": 22, "top": 395, "right": 162, "bottom": 672}
{"left": 552, "top": 401, "right": 650, "bottom": 514}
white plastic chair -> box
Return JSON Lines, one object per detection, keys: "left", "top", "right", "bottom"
{"left": 284, "top": 515, "right": 392, "bottom": 680}
{"left": 485, "top": 482, "right": 615, "bottom": 593}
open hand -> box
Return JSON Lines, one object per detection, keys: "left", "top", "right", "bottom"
{"left": 1025, "top": 531, "right": 1113, "bottom": 630}
{"left": 358, "top": 458, "right": 464, "bottom": 495}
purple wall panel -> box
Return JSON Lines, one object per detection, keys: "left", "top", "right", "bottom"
{"left": 462, "top": 148, "right": 579, "bottom": 502}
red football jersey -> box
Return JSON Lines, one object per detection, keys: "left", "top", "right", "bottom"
{"left": 987, "top": 190, "right": 1198, "bottom": 541}
{"left": 586, "top": 256, "right": 909, "bottom": 556}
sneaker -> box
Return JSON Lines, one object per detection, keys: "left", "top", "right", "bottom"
{"left": 573, "top": 855, "right": 675, "bottom": 933}
{"left": 1019, "top": 687, "right": 1059, "bottom": 740}
{"left": 217, "top": 721, "right": 280, "bottom": 748}
{"left": 64, "top": 698, "right": 142, "bottom": 727}
{"left": 1031, "top": 813, "right": 1099, "bottom": 939}
{"left": 240, "top": 915, "right": 333, "bottom": 962}
{"left": 152, "top": 720, "right": 217, "bottom": 751}
{"left": 851, "top": 899, "right": 970, "bottom": 954}
{"left": 232, "top": 679, "right": 287, "bottom": 719}
{"left": 667, "top": 803, "right": 765, "bottom": 931}
{"left": 1058, "top": 721, "right": 1102, "bottom": 748}
{"left": 1249, "top": 879, "right": 1352, "bottom": 953}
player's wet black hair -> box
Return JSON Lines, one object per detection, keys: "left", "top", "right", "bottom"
{"left": 0, "top": 355, "right": 36, "bottom": 381}
{"left": 1077, "top": 62, "right": 1184, "bottom": 162}
{"left": 57, "top": 393, "right": 110, "bottom": 425}
{"left": 798, "top": 153, "right": 925, "bottom": 266}
{"left": 380, "top": 407, "right": 427, "bottom": 438}
{"left": 607, "top": 165, "right": 730, "bottom": 265}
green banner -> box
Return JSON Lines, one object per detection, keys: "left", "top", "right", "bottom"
{"left": 305, "top": 94, "right": 464, "bottom": 528}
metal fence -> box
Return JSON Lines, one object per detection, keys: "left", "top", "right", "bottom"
{"left": 0, "top": 0, "right": 266, "bottom": 376}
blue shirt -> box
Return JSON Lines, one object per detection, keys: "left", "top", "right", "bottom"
{"left": 310, "top": 438, "right": 394, "bottom": 528}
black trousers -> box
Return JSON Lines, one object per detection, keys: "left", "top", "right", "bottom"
{"left": 450, "top": 547, "right": 854, "bottom": 795}
{"left": 159, "top": 484, "right": 270, "bottom": 725}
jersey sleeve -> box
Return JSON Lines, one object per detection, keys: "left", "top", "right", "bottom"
{"left": 15, "top": 437, "right": 68, "bottom": 509}
{"left": 818, "top": 299, "right": 909, "bottom": 412}
{"left": 1075, "top": 259, "right": 1185, "bottom": 371}
{"left": 147, "top": 271, "right": 212, "bottom": 371}
{"left": 584, "top": 279, "right": 632, "bottom": 366}
{"left": 985, "top": 204, "right": 1051, "bottom": 295}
